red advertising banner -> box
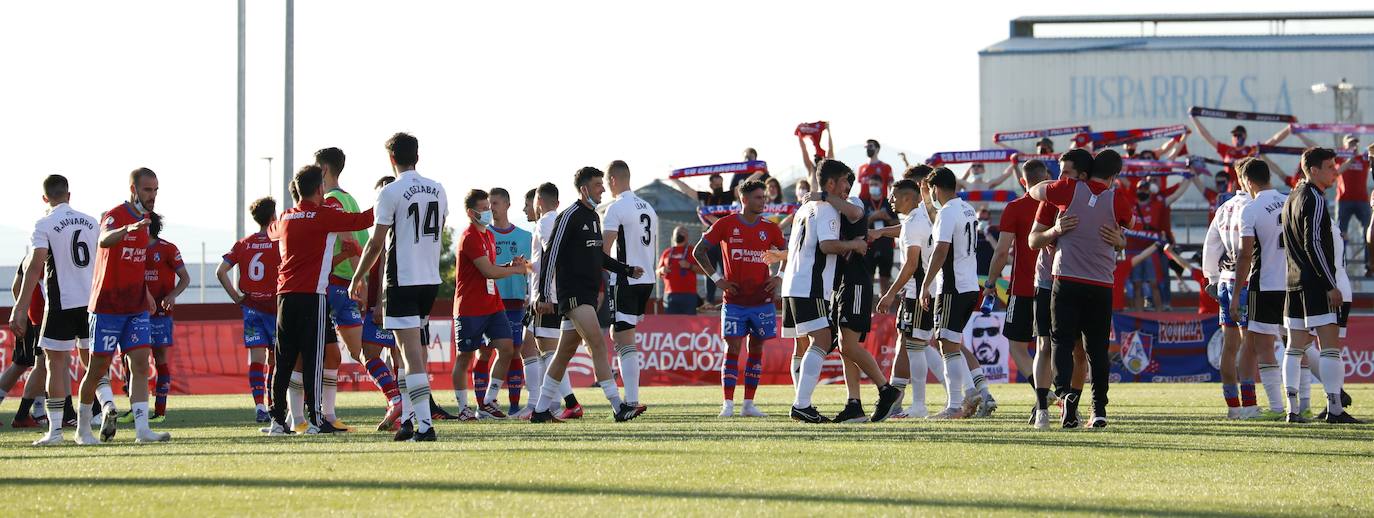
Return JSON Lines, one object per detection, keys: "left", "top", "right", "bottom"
{"left": 4, "top": 313, "right": 1373, "bottom": 396}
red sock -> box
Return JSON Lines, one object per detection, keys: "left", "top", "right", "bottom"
{"left": 721, "top": 354, "right": 740, "bottom": 401}
{"left": 249, "top": 362, "right": 267, "bottom": 406}
{"left": 473, "top": 355, "right": 491, "bottom": 404}
{"left": 154, "top": 362, "right": 171, "bottom": 415}
{"left": 744, "top": 349, "right": 763, "bottom": 401}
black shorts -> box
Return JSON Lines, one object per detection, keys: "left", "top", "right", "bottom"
{"left": 1245, "top": 290, "right": 1284, "bottom": 336}
{"left": 832, "top": 283, "right": 873, "bottom": 335}
{"left": 384, "top": 284, "right": 438, "bottom": 330}
{"left": 1033, "top": 287, "right": 1052, "bottom": 338}
{"left": 325, "top": 321, "right": 338, "bottom": 344}
{"left": 610, "top": 283, "right": 654, "bottom": 331}
{"left": 41, "top": 305, "right": 90, "bottom": 346}
{"left": 1003, "top": 294, "right": 1034, "bottom": 343}
{"left": 1284, "top": 289, "right": 1337, "bottom": 330}
{"left": 524, "top": 306, "right": 563, "bottom": 339}
{"left": 867, "top": 244, "right": 894, "bottom": 278}
{"left": 558, "top": 290, "right": 601, "bottom": 316}
{"left": 896, "top": 297, "right": 933, "bottom": 341}
{"left": 932, "top": 291, "right": 978, "bottom": 344}
{"left": 13, "top": 322, "right": 42, "bottom": 367}
{"left": 781, "top": 296, "right": 829, "bottom": 339}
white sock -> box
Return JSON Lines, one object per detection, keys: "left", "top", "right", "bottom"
{"left": 790, "top": 355, "right": 802, "bottom": 387}
{"left": 537, "top": 374, "right": 561, "bottom": 413}
{"left": 1282, "top": 346, "right": 1304, "bottom": 413}
{"left": 890, "top": 376, "right": 909, "bottom": 392}
{"left": 96, "top": 376, "right": 115, "bottom": 409}
{"left": 598, "top": 378, "right": 622, "bottom": 409}
{"left": 907, "top": 344, "right": 929, "bottom": 413}
{"left": 132, "top": 401, "right": 151, "bottom": 434}
{"left": 1258, "top": 363, "right": 1283, "bottom": 413}
{"left": 406, "top": 373, "right": 433, "bottom": 433}
{"left": 943, "top": 351, "right": 967, "bottom": 410}
{"left": 456, "top": 389, "right": 469, "bottom": 410}
{"left": 1319, "top": 349, "right": 1346, "bottom": 415}
{"left": 288, "top": 372, "right": 306, "bottom": 425}
{"left": 617, "top": 344, "right": 641, "bottom": 405}
{"left": 793, "top": 346, "right": 825, "bottom": 409}
{"left": 484, "top": 379, "right": 504, "bottom": 406}
{"left": 1304, "top": 344, "right": 1323, "bottom": 383}
{"left": 321, "top": 369, "right": 338, "bottom": 420}
{"left": 560, "top": 373, "right": 574, "bottom": 399}
{"left": 396, "top": 368, "right": 413, "bottom": 420}
{"left": 522, "top": 355, "right": 543, "bottom": 410}
{"left": 1299, "top": 368, "right": 1313, "bottom": 414}
{"left": 970, "top": 366, "right": 991, "bottom": 399}
{"left": 33, "top": 396, "right": 47, "bottom": 418}
{"left": 925, "top": 347, "right": 946, "bottom": 384}
{"left": 76, "top": 402, "right": 93, "bottom": 436}
{"left": 50, "top": 399, "right": 68, "bottom": 435}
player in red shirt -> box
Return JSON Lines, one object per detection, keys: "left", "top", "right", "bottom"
{"left": 694, "top": 180, "right": 786, "bottom": 418}
{"left": 1113, "top": 242, "right": 1161, "bottom": 311}
{"left": 79, "top": 168, "right": 169, "bottom": 444}
{"left": 452, "top": 189, "right": 528, "bottom": 419}
{"left": 657, "top": 226, "right": 701, "bottom": 314}
{"left": 262, "top": 166, "right": 374, "bottom": 435}
{"left": 137, "top": 213, "right": 188, "bottom": 422}
{"left": 980, "top": 159, "right": 1052, "bottom": 402}
{"left": 217, "top": 197, "right": 281, "bottom": 423}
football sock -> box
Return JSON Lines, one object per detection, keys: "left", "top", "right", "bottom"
{"left": 617, "top": 343, "right": 641, "bottom": 406}
{"left": 472, "top": 356, "right": 490, "bottom": 405}
{"left": 790, "top": 355, "right": 802, "bottom": 387}
{"left": 1319, "top": 349, "right": 1346, "bottom": 415}
{"left": 1223, "top": 384, "right": 1240, "bottom": 409}
{"left": 248, "top": 361, "right": 268, "bottom": 409}
{"left": 96, "top": 376, "right": 115, "bottom": 410}
{"left": 396, "top": 368, "right": 413, "bottom": 421}
{"left": 154, "top": 362, "right": 170, "bottom": 415}
{"left": 484, "top": 378, "right": 504, "bottom": 406}
{"left": 743, "top": 350, "right": 763, "bottom": 402}
{"left": 405, "top": 373, "right": 433, "bottom": 433}
{"left": 63, "top": 396, "right": 74, "bottom": 419}
{"left": 49, "top": 399, "right": 67, "bottom": 435}
{"left": 970, "top": 366, "right": 991, "bottom": 399}
{"left": 793, "top": 345, "right": 825, "bottom": 409}
{"left": 1239, "top": 378, "right": 1257, "bottom": 408}
{"left": 364, "top": 358, "right": 401, "bottom": 402}
{"left": 943, "top": 351, "right": 966, "bottom": 410}
{"left": 598, "top": 378, "right": 622, "bottom": 409}
{"left": 321, "top": 368, "right": 338, "bottom": 421}
{"left": 907, "top": 342, "right": 928, "bottom": 412}
{"left": 537, "top": 374, "right": 561, "bottom": 413}
{"left": 1304, "top": 344, "right": 1323, "bottom": 383}
{"left": 32, "top": 396, "right": 47, "bottom": 419}
{"left": 132, "top": 401, "right": 151, "bottom": 434}
{"left": 925, "top": 347, "right": 946, "bottom": 384}
{"left": 507, "top": 363, "right": 524, "bottom": 411}
{"left": 1035, "top": 388, "right": 1050, "bottom": 410}
{"left": 1282, "top": 345, "right": 1303, "bottom": 412}
{"left": 721, "top": 355, "right": 739, "bottom": 402}
{"left": 456, "top": 389, "right": 469, "bottom": 410}
{"left": 16, "top": 397, "right": 33, "bottom": 420}
{"left": 521, "top": 354, "right": 543, "bottom": 410}
{"left": 1258, "top": 363, "right": 1283, "bottom": 413}
{"left": 1299, "top": 367, "right": 1312, "bottom": 414}
{"left": 288, "top": 372, "right": 306, "bottom": 425}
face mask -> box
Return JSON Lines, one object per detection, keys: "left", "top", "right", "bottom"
{"left": 931, "top": 196, "right": 943, "bottom": 209}
{"left": 476, "top": 209, "right": 493, "bottom": 226}
{"left": 133, "top": 200, "right": 146, "bottom": 213}
{"left": 675, "top": 234, "right": 686, "bottom": 244}
{"left": 1136, "top": 192, "right": 1150, "bottom": 202}
{"left": 865, "top": 148, "right": 877, "bottom": 158}
{"left": 868, "top": 185, "right": 881, "bottom": 197}
{"left": 1149, "top": 183, "right": 1160, "bottom": 194}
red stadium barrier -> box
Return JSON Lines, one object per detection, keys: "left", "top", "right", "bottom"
{"left": 3, "top": 310, "right": 1373, "bottom": 395}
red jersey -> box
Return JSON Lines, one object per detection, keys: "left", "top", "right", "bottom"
{"left": 91, "top": 202, "right": 150, "bottom": 314}
{"left": 145, "top": 239, "right": 185, "bottom": 317}
{"left": 1190, "top": 269, "right": 1220, "bottom": 315}
{"left": 1127, "top": 199, "right": 1166, "bottom": 251}
{"left": 702, "top": 213, "right": 787, "bottom": 306}
{"left": 1112, "top": 259, "right": 1131, "bottom": 311}
{"left": 997, "top": 196, "right": 1039, "bottom": 297}
{"left": 1215, "top": 143, "right": 1255, "bottom": 191}
{"left": 454, "top": 225, "right": 505, "bottom": 316}
{"left": 16, "top": 261, "right": 45, "bottom": 325}
{"left": 857, "top": 161, "right": 893, "bottom": 204}
{"left": 267, "top": 200, "right": 374, "bottom": 295}
{"left": 658, "top": 245, "right": 698, "bottom": 295}
{"left": 222, "top": 232, "right": 280, "bottom": 315}
{"left": 1336, "top": 155, "right": 1370, "bottom": 202}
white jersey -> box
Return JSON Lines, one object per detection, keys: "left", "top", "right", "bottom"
{"left": 374, "top": 169, "right": 448, "bottom": 287}
{"left": 30, "top": 203, "right": 98, "bottom": 310}
{"left": 528, "top": 211, "right": 557, "bottom": 301}
{"left": 1203, "top": 191, "right": 1250, "bottom": 282}
{"left": 602, "top": 190, "right": 657, "bottom": 286}
{"left": 899, "top": 204, "right": 933, "bottom": 298}
{"left": 782, "top": 201, "right": 840, "bottom": 300}
{"left": 932, "top": 198, "right": 979, "bottom": 295}
{"left": 1238, "top": 189, "right": 1287, "bottom": 292}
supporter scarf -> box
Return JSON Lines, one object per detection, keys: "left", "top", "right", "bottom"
{"left": 1071, "top": 124, "right": 1187, "bottom": 148}
{"left": 697, "top": 203, "right": 798, "bottom": 224}
{"left": 1122, "top": 159, "right": 1190, "bottom": 173}
{"left": 795, "top": 121, "right": 828, "bottom": 159}
{"left": 957, "top": 190, "right": 1017, "bottom": 202}
{"left": 1021, "top": 153, "right": 1061, "bottom": 162}
{"left": 993, "top": 125, "right": 1090, "bottom": 143}
{"left": 671, "top": 160, "right": 768, "bottom": 179}
{"left": 1124, "top": 228, "right": 1168, "bottom": 244}
{"left": 1189, "top": 106, "right": 1296, "bottom": 123}
{"left": 1256, "top": 145, "right": 1355, "bottom": 158}
{"left": 1291, "top": 123, "right": 1374, "bottom": 135}
{"left": 1118, "top": 171, "right": 1194, "bottom": 178}
{"left": 926, "top": 149, "right": 1016, "bottom": 165}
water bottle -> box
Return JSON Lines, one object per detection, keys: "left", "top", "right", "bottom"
{"left": 979, "top": 291, "right": 997, "bottom": 316}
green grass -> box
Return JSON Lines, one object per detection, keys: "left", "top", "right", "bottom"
{"left": 3, "top": 384, "right": 1372, "bottom": 516}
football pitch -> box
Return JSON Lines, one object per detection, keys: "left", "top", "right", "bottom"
{"left": 3, "top": 383, "right": 1372, "bottom": 516}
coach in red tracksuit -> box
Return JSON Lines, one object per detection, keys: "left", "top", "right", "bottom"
{"left": 264, "top": 165, "right": 374, "bottom": 434}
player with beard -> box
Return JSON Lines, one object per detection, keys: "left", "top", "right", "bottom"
{"left": 521, "top": 182, "right": 583, "bottom": 419}
{"left": 695, "top": 180, "right": 786, "bottom": 417}
{"left": 917, "top": 168, "right": 985, "bottom": 420}
{"left": 876, "top": 177, "right": 932, "bottom": 418}
{"left": 1231, "top": 158, "right": 1289, "bottom": 419}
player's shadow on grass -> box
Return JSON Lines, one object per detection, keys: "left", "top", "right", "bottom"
{"left": 1, "top": 476, "right": 1288, "bottom": 517}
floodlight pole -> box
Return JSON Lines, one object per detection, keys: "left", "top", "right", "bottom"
{"left": 283, "top": 0, "right": 294, "bottom": 208}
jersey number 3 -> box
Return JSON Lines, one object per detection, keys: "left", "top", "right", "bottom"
{"left": 407, "top": 201, "right": 441, "bottom": 243}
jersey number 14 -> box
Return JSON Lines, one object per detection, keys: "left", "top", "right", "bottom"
{"left": 407, "top": 201, "right": 441, "bottom": 243}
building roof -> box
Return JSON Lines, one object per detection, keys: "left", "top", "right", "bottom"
{"left": 981, "top": 33, "right": 1374, "bottom": 55}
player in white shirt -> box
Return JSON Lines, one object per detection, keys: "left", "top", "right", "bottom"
{"left": 917, "top": 167, "right": 984, "bottom": 419}
{"left": 783, "top": 159, "right": 868, "bottom": 423}
{"left": 601, "top": 161, "right": 657, "bottom": 414}
{"left": 10, "top": 175, "right": 99, "bottom": 445}
{"left": 876, "top": 176, "right": 933, "bottom": 418}
{"left": 350, "top": 132, "right": 449, "bottom": 442}
{"left": 1202, "top": 179, "right": 1251, "bottom": 419}
{"left": 1231, "top": 158, "right": 1288, "bottom": 418}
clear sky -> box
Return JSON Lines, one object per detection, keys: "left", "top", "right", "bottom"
{"left": 0, "top": 1, "right": 1361, "bottom": 264}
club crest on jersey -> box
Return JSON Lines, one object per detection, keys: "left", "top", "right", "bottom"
{"left": 758, "top": 230, "right": 767, "bottom": 240}
{"left": 153, "top": 252, "right": 161, "bottom": 262}
{"left": 732, "top": 228, "right": 740, "bottom": 235}
{"left": 104, "top": 216, "right": 114, "bottom": 227}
